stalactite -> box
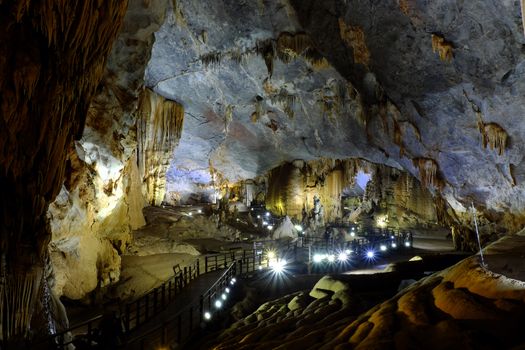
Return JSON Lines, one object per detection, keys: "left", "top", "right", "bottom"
{"left": 393, "top": 119, "right": 405, "bottom": 157}
{"left": 338, "top": 18, "right": 370, "bottom": 66}
{"left": 200, "top": 51, "right": 222, "bottom": 68}
{"left": 0, "top": 0, "right": 127, "bottom": 341}
{"left": 256, "top": 39, "right": 275, "bottom": 77}
{"left": 137, "top": 88, "right": 184, "bottom": 206}
{"left": 413, "top": 158, "right": 443, "bottom": 190}
{"left": 521, "top": 0, "right": 525, "bottom": 38}
{"left": 431, "top": 34, "right": 453, "bottom": 62}
{"left": 480, "top": 122, "right": 508, "bottom": 156}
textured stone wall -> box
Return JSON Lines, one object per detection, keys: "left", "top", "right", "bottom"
{"left": 47, "top": 0, "right": 170, "bottom": 302}
{"left": 0, "top": 0, "right": 128, "bottom": 340}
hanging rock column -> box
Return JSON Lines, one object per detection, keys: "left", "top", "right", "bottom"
{"left": 0, "top": 1, "right": 127, "bottom": 342}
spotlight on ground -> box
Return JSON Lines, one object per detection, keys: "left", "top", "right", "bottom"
{"left": 204, "top": 311, "right": 212, "bottom": 320}
{"left": 366, "top": 250, "right": 375, "bottom": 259}
{"left": 215, "top": 300, "right": 222, "bottom": 308}
{"left": 338, "top": 252, "right": 348, "bottom": 262}
{"left": 380, "top": 244, "right": 387, "bottom": 252}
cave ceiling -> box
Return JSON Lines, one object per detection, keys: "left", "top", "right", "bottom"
{"left": 145, "top": 0, "right": 525, "bottom": 215}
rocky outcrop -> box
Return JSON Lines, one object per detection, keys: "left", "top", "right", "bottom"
{"left": 145, "top": 0, "right": 525, "bottom": 244}
{"left": 0, "top": 0, "right": 128, "bottom": 341}
{"left": 209, "top": 234, "right": 525, "bottom": 349}
{"left": 47, "top": 0, "right": 170, "bottom": 301}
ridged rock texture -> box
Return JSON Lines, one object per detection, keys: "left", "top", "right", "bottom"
{"left": 0, "top": 0, "right": 127, "bottom": 341}
{"left": 141, "top": 0, "right": 525, "bottom": 243}
{"left": 47, "top": 0, "right": 172, "bottom": 302}
{"left": 264, "top": 159, "right": 439, "bottom": 229}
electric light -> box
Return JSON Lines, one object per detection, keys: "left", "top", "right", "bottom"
{"left": 225, "top": 287, "right": 230, "bottom": 293}
{"left": 405, "top": 241, "right": 411, "bottom": 247}
{"left": 215, "top": 300, "right": 222, "bottom": 308}
{"left": 221, "top": 293, "right": 227, "bottom": 300}
{"left": 267, "top": 225, "right": 273, "bottom": 230}
{"left": 338, "top": 252, "right": 348, "bottom": 262}
{"left": 267, "top": 251, "right": 276, "bottom": 259}
{"left": 345, "top": 249, "right": 351, "bottom": 255}
{"left": 265, "top": 212, "right": 270, "bottom": 217}
{"left": 313, "top": 254, "right": 324, "bottom": 263}
{"left": 366, "top": 250, "right": 375, "bottom": 259}
{"left": 258, "top": 265, "right": 263, "bottom": 270}
{"left": 294, "top": 225, "right": 303, "bottom": 232}
{"left": 391, "top": 242, "right": 397, "bottom": 248}
{"left": 204, "top": 311, "right": 211, "bottom": 320}
{"left": 350, "top": 232, "right": 355, "bottom": 237}
{"left": 327, "top": 254, "right": 335, "bottom": 262}
{"left": 188, "top": 212, "right": 192, "bottom": 216}
{"left": 272, "top": 259, "right": 287, "bottom": 273}
{"left": 380, "top": 245, "right": 387, "bottom": 252}
{"left": 232, "top": 277, "right": 236, "bottom": 283}
{"left": 198, "top": 209, "right": 202, "bottom": 213}
{"left": 262, "top": 221, "right": 268, "bottom": 226}
{"left": 257, "top": 215, "right": 261, "bottom": 219}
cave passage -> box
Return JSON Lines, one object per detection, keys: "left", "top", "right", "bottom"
{"left": 3, "top": 0, "right": 525, "bottom": 349}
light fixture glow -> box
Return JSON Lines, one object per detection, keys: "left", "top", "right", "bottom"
{"left": 313, "top": 254, "right": 324, "bottom": 263}
{"left": 188, "top": 212, "right": 193, "bottom": 216}
{"left": 267, "top": 225, "right": 273, "bottom": 230}
{"left": 198, "top": 209, "right": 202, "bottom": 213}
{"left": 327, "top": 254, "right": 335, "bottom": 262}
{"left": 257, "top": 215, "right": 261, "bottom": 219}
{"left": 272, "top": 259, "right": 287, "bottom": 273}
{"left": 350, "top": 232, "right": 355, "bottom": 237}
{"left": 204, "top": 311, "right": 211, "bottom": 320}
{"left": 345, "top": 249, "right": 351, "bottom": 255}
{"left": 221, "top": 293, "right": 227, "bottom": 300}
{"left": 405, "top": 241, "right": 411, "bottom": 247}
{"left": 215, "top": 300, "right": 222, "bottom": 308}
{"left": 366, "top": 251, "right": 375, "bottom": 259}
{"left": 262, "top": 220, "right": 268, "bottom": 226}
{"left": 380, "top": 245, "right": 387, "bottom": 252}
{"left": 338, "top": 253, "right": 348, "bottom": 262}
{"left": 294, "top": 225, "right": 303, "bottom": 232}
{"left": 225, "top": 287, "right": 230, "bottom": 293}
{"left": 265, "top": 212, "right": 270, "bottom": 217}
{"left": 391, "top": 243, "right": 397, "bottom": 248}
{"left": 258, "top": 265, "right": 263, "bottom": 270}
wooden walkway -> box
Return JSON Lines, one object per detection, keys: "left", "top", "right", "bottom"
{"left": 123, "top": 268, "right": 227, "bottom": 349}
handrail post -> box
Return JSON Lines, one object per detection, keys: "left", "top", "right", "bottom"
{"left": 197, "top": 259, "right": 200, "bottom": 276}
{"left": 184, "top": 267, "right": 188, "bottom": 287}
{"left": 205, "top": 256, "right": 208, "bottom": 273}
{"left": 125, "top": 304, "right": 130, "bottom": 332}
{"left": 153, "top": 288, "right": 158, "bottom": 313}
{"left": 136, "top": 299, "right": 141, "bottom": 327}
{"left": 199, "top": 296, "right": 204, "bottom": 322}
{"left": 162, "top": 284, "right": 166, "bottom": 306}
